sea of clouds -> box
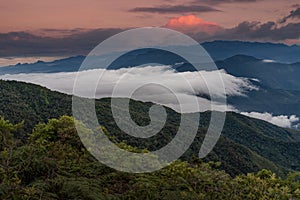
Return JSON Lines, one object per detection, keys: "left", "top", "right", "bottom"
{"left": 0, "top": 65, "right": 299, "bottom": 128}
{"left": 0, "top": 65, "right": 254, "bottom": 111}
{"left": 241, "top": 112, "right": 300, "bottom": 129}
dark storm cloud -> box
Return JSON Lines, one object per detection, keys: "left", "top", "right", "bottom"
{"left": 37, "top": 28, "right": 88, "bottom": 35}
{"left": 222, "top": 21, "right": 300, "bottom": 41}
{"left": 1, "top": 21, "right": 300, "bottom": 57}
{"left": 193, "top": 0, "right": 260, "bottom": 4}
{"left": 129, "top": 0, "right": 264, "bottom": 14}
{"left": 38, "top": 28, "right": 86, "bottom": 33}
{"left": 192, "top": 21, "right": 300, "bottom": 42}
{"left": 280, "top": 7, "right": 300, "bottom": 23}
{"left": 129, "top": 4, "right": 220, "bottom": 14}
{"left": 0, "top": 28, "right": 125, "bottom": 57}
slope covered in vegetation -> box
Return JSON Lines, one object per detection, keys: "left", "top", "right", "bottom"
{"left": 0, "top": 80, "right": 300, "bottom": 177}
{"left": 1, "top": 116, "right": 299, "bottom": 199}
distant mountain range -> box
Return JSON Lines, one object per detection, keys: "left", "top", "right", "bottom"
{"left": 0, "top": 55, "right": 85, "bottom": 75}
{"left": 1, "top": 40, "right": 300, "bottom": 73}
{"left": 214, "top": 55, "right": 300, "bottom": 120}
{"left": 216, "top": 55, "right": 300, "bottom": 91}
{"left": 202, "top": 40, "right": 300, "bottom": 63}
{"left": 1, "top": 41, "right": 300, "bottom": 123}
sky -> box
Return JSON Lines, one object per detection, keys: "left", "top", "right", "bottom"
{"left": 0, "top": 0, "right": 299, "bottom": 32}
{"left": 1, "top": 0, "right": 300, "bottom": 56}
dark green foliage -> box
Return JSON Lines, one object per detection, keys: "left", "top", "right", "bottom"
{"left": 0, "top": 116, "right": 299, "bottom": 199}
{"left": 0, "top": 80, "right": 72, "bottom": 133}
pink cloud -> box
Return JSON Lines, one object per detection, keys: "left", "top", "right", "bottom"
{"left": 164, "top": 14, "right": 223, "bottom": 34}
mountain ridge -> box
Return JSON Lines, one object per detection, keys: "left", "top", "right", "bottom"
{"left": 1, "top": 80, "right": 299, "bottom": 176}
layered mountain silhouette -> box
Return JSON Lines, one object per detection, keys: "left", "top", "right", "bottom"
{"left": 2, "top": 40, "right": 300, "bottom": 73}
{"left": 1, "top": 41, "right": 300, "bottom": 123}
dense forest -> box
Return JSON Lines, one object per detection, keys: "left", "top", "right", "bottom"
{"left": 0, "top": 80, "right": 300, "bottom": 199}
{"left": 1, "top": 115, "right": 300, "bottom": 199}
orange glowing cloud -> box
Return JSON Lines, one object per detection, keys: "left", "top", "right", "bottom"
{"left": 165, "top": 15, "right": 223, "bottom": 34}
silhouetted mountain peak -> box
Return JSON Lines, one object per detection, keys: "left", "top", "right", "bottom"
{"left": 202, "top": 40, "right": 290, "bottom": 48}
{"left": 224, "top": 54, "right": 261, "bottom": 63}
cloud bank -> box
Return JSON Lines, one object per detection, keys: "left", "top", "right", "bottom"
{"left": 129, "top": 4, "right": 219, "bottom": 14}
{"left": 196, "top": 0, "right": 261, "bottom": 4}
{"left": 129, "top": 0, "right": 261, "bottom": 14}
{"left": 0, "top": 65, "right": 257, "bottom": 113}
{"left": 241, "top": 111, "right": 300, "bottom": 128}
{"left": 0, "top": 29, "right": 125, "bottom": 57}
{"left": 280, "top": 7, "right": 300, "bottom": 23}
{"left": 215, "top": 21, "right": 300, "bottom": 41}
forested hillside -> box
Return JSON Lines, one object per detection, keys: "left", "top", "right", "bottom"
{"left": 1, "top": 115, "right": 300, "bottom": 199}
{"left": 0, "top": 80, "right": 300, "bottom": 177}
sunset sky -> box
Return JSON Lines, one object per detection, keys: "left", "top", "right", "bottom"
{"left": 1, "top": 0, "right": 300, "bottom": 57}
{"left": 0, "top": 0, "right": 299, "bottom": 31}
